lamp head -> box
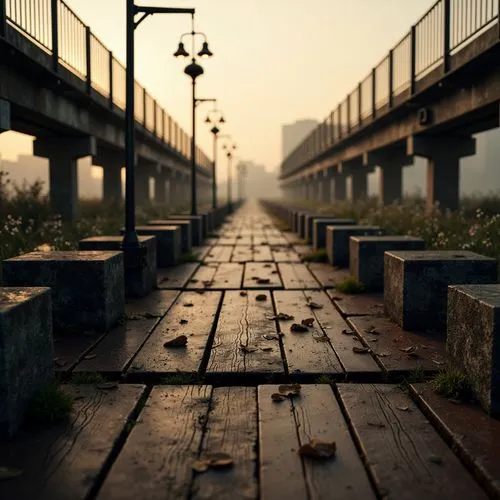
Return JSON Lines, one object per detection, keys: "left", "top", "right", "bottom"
{"left": 210, "top": 126, "right": 220, "bottom": 135}
{"left": 204, "top": 116, "right": 211, "bottom": 123}
{"left": 197, "top": 41, "right": 213, "bottom": 58}
{"left": 173, "top": 42, "right": 189, "bottom": 58}
{"left": 219, "top": 116, "right": 225, "bottom": 123}
{"left": 184, "top": 60, "right": 204, "bottom": 80}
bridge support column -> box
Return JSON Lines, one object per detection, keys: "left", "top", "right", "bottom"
{"left": 407, "top": 135, "right": 476, "bottom": 213}
{"left": 135, "top": 166, "right": 150, "bottom": 207}
{"left": 0, "top": 100, "right": 10, "bottom": 133}
{"left": 351, "top": 169, "right": 367, "bottom": 201}
{"left": 154, "top": 166, "right": 167, "bottom": 205}
{"left": 320, "top": 169, "right": 334, "bottom": 204}
{"left": 94, "top": 148, "right": 123, "bottom": 205}
{"left": 33, "top": 136, "right": 96, "bottom": 221}
{"left": 333, "top": 172, "right": 347, "bottom": 202}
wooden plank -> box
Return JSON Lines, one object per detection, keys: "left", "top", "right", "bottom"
{"left": 253, "top": 245, "right": 273, "bottom": 261}
{"left": 190, "top": 387, "right": 258, "bottom": 500}
{"left": 326, "top": 289, "right": 385, "bottom": 317}
{"left": 231, "top": 245, "right": 254, "bottom": 263}
{"left": 272, "top": 248, "right": 301, "bottom": 262}
{"left": 1, "top": 384, "right": 146, "bottom": 500}
{"left": 193, "top": 245, "right": 212, "bottom": 261}
{"left": 303, "top": 291, "right": 382, "bottom": 376}
{"left": 268, "top": 236, "right": 290, "bottom": 246}
{"left": 211, "top": 263, "right": 244, "bottom": 289}
{"left": 283, "top": 232, "right": 304, "bottom": 244}
{"left": 129, "top": 291, "right": 222, "bottom": 375}
{"left": 258, "top": 385, "right": 308, "bottom": 500}
{"left": 205, "top": 245, "right": 234, "bottom": 263}
{"left": 274, "top": 290, "right": 343, "bottom": 376}
{"left": 295, "top": 385, "right": 377, "bottom": 499}
{"left": 278, "top": 263, "right": 321, "bottom": 289}
{"left": 187, "top": 263, "right": 219, "bottom": 289}
{"left": 348, "top": 315, "right": 446, "bottom": 376}
{"left": 253, "top": 236, "right": 268, "bottom": 246}
{"left": 243, "top": 262, "right": 283, "bottom": 289}
{"left": 157, "top": 262, "right": 199, "bottom": 288}
{"left": 97, "top": 385, "right": 212, "bottom": 500}
{"left": 410, "top": 382, "right": 500, "bottom": 499}
{"left": 218, "top": 237, "right": 238, "bottom": 246}
{"left": 236, "top": 236, "right": 252, "bottom": 245}
{"left": 125, "top": 289, "right": 179, "bottom": 317}
{"left": 206, "top": 290, "right": 284, "bottom": 377}
{"left": 307, "top": 263, "right": 342, "bottom": 288}
{"left": 293, "top": 244, "right": 311, "bottom": 257}
{"left": 337, "top": 384, "right": 488, "bottom": 499}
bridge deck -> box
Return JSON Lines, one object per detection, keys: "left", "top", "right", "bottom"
{"left": 1, "top": 201, "right": 498, "bottom": 500}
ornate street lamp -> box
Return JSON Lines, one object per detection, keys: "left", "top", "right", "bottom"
{"left": 204, "top": 106, "right": 225, "bottom": 209}
{"left": 221, "top": 140, "right": 237, "bottom": 212}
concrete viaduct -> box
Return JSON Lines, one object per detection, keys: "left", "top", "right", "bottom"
{"left": 280, "top": 0, "right": 500, "bottom": 213}
{"left": 0, "top": 0, "right": 213, "bottom": 221}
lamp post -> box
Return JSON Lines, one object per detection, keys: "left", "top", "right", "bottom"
{"left": 204, "top": 105, "right": 225, "bottom": 209}
{"left": 173, "top": 19, "right": 213, "bottom": 216}
{"left": 236, "top": 162, "right": 248, "bottom": 201}
{"left": 123, "top": 1, "right": 194, "bottom": 253}
{"left": 221, "top": 138, "right": 236, "bottom": 212}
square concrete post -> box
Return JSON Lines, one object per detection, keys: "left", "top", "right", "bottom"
{"left": 94, "top": 148, "right": 123, "bottom": 205}
{"left": 0, "top": 100, "right": 10, "bottom": 133}
{"left": 407, "top": 135, "right": 476, "bottom": 213}
{"left": 33, "top": 136, "right": 96, "bottom": 221}
{"left": 333, "top": 172, "right": 347, "bottom": 202}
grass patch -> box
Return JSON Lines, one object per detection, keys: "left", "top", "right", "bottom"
{"left": 336, "top": 276, "right": 365, "bottom": 294}
{"left": 430, "top": 367, "right": 473, "bottom": 401}
{"left": 180, "top": 252, "right": 199, "bottom": 263}
{"left": 26, "top": 380, "right": 73, "bottom": 426}
{"left": 70, "top": 372, "right": 106, "bottom": 385}
{"left": 302, "top": 249, "right": 328, "bottom": 262}
{"left": 315, "top": 374, "right": 335, "bottom": 384}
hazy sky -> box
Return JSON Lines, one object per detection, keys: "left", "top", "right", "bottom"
{"left": 1, "top": 0, "right": 436, "bottom": 180}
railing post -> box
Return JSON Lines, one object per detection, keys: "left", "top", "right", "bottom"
{"left": 108, "top": 51, "right": 114, "bottom": 108}
{"left": 371, "top": 68, "right": 376, "bottom": 118}
{"left": 337, "top": 104, "right": 342, "bottom": 139}
{"left": 358, "top": 83, "right": 362, "bottom": 125}
{"left": 85, "top": 27, "right": 91, "bottom": 94}
{"left": 51, "top": 0, "right": 59, "bottom": 72}
{"left": 162, "top": 110, "right": 166, "bottom": 142}
{"left": 388, "top": 49, "right": 394, "bottom": 108}
{"left": 143, "top": 89, "right": 146, "bottom": 127}
{"left": 346, "top": 95, "right": 351, "bottom": 135}
{"left": 0, "top": 0, "right": 6, "bottom": 38}
{"left": 153, "top": 99, "right": 157, "bottom": 136}
{"left": 443, "top": 0, "right": 450, "bottom": 73}
{"left": 410, "top": 25, "right": 416, "bottom": 95}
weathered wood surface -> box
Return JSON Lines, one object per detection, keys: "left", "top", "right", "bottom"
{"left": 231, "top": 245, "right": 254, "bottom": 263}
{"left": 193, "top": 245, "right": 212, "bottom": 261}
{"left": 278, "top": 263, "right": 321, "bottom": 289}
{"left": 327, "top": 289, "right": 385, "bottom": 317}
{"left": 243, "top": 262, "right": 283, "bottom": 289}
{"left": 211, "top": 262, "right": 244, "bottom": 289}
{"left": 337, "top": 384, "right": 488, "bottom": 499}
{"left": 205, "top": 245, "right": 234, "bottom": 262}
{"left": 157, "top": 263, "right": 199, "bottom": 288}
{"left": 125, "top": 290, "right": 179, "bottom": 317}
{"left": 272, "top": 247, "right": 301, "bottom": 262}
{"left": 253, "top": 245, "right": 273, "bottom": 261}
{"left": 129, "top": 291, "right": 222, "bottom": 376}
{"left": 253, "top": 235, "right": 268, "bottom": 246}
{"left": 97, "top": 385, "right": 212, "bottom": 500}
{"left": 307, "top": 263, "right": 343, "bottom": 288}
{"left": 1, "top": 384, "right": 146, "bottom": 500}
{"left": 187, "top": 263, "right": 219, "bottom": 289}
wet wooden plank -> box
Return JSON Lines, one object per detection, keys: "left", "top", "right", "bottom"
{"left": 190, "top": 387, "right": 258, "bottom": 500}
{"left": 337, "top": 384, "right": 488, "bottom": 500}
{"left": 274, "top": 290, "right": 343, "bottom": 376}
{"left": 258, "top": 385, "right": 308, "bottom": 500}
{"left": 326, "top": 289, "right": 385, "bottom": 317}
{"left": 253, "top": 245, "right": 273, "bottom": 261}
{"left": 307, "top": 263, "right": 342, "bottom": 288}
{"left": 410, "top": 382, "right": 500, "bottom": 500}
{"left": 303, "top": 291, "right": 381, "bottom": 376}
{"left": 348, "top": 315, "right": 446, "bottom": 376}
{"left": 243, "top": 262, "right": 283, "bottom": 289}
{"left": 187, "top": 263, "right": 219, "bottom": 289}
{"left": 295, "top": 385, "right": 377, "bottom": 499}
{"left": 125, "top": 290, "right": 179, "bottom": 317}
{"left": 97, "top": 385, "right": 212, "bottom": 500}
{"left": 129, "top": 291, "right": 222, "bottom": 375}
{"left": 272, "top": 248, "right": 301, "bottom": 262}
{"left": 53, "top": 331, "right": 107, "bottom": 373}
{"left": 232, "top": 245, "right": 254, "bottom": 263}
{"left": 206, "top": 290, "right": 284, "bottom": 377}
{"left": 211, "top": 263, "right": 244, "bottom": 289}
{"left": 157, "top": 262, "right": 199, "bottom": 288}
{"left": 1, "top": 384, "right": 146, "bottom": 500}
{"left": 205, "top": 245, "right": 234, "bottom": 263}
{"left": 278, "top": 263, "right": 321, "bottom": 289}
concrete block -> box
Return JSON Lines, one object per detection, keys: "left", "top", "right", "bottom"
{"left": 0, "top": 287, "right": 53, "bottom": 439}
{"left": 148, "top": 220, "right": 192, "bottom": 254}
{"left": 0, "top": 100, "right": 11, "bottom": 133}
{"left": 326, "top": 225, "right": 383, "bottom": 267}
{"left": 305, "top": 214, "right": 337, "bottom": 243}
{"left": 349, "top": 236, "right": 425, "bottom": 291}
{"left": 122, "top": 226, "right": 181, "bottom": 268}
{"left": 447, "top": 284, "right": 500, "bottom": 415}
{"left": 297, "top": 212, "right": 312, "bottom": 239}
{"left": 2, "top": 251, "right": 124, "bottom": 333}
{"left": 168, "top": 215, "right": 203, "bottom": 246}
{"left": 312, "top": 218, "right": 356, "bottom": 250}
{"left": 79, "top": 235, "right": 156, "bottom": 298}
{"left": 384, "top": 250, "right": 498, "bottom": 331}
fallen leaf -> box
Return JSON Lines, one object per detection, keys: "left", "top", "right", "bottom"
{"left": 263, "top": 264, "right": 272, "bottom": 268}
{"left": 271, "top": 270, "right": 278, "bottom": 274}
{"left": 397, "top": 406, "right": 410, "bottom": 412}
{"left": 433, "top": 359, "right": 444, "bottom": 366}
{"left": 301, "top": 317, "right": 315, "bottom": 327}
{"left": 97, "top": 382, "right": 119, "bottom": 390}
{"left": 206, "top": 452, "right": 234, "bottom": 468}
{"left": 307, "top": 301, "right": 323, "bottom": 310}
{"left": 365, "top": 326, "right": 380, "bottom": 335}
{"left": 428, "top": 454, "right": 443, "bottom": 465}
{"left": 352, "top": 346, "right": 370, "bottom": 354}
{"left": 83, "top": 354, "right": 96, "bottom": 360}
{"left": 407, "top": 351, "right": 420, "bottom": 359}
{"left": 164, "top": 335, "right": 188, "bottom": 347}
{"left": 257, "top": 278, "right": 271, "bottom": 284}
{"left": 0, "top": 467, "right": 23, "bottom": 480}
{"left": 271, "top": 393, "right": 287, "bottom": 402}
{"left": 142, "top": 312, "right": 161, "bottom": 319}
{"left": 269, "top": 312, "right": 294, "bottom": 321}
{"left": 341, "top": 329, "right": 354, "bottom": 335}
{"left": 183, "top": 303, "right": 194, "bottom": 307}
{"left": 262, "top": 334, "right": 279, "bottom": 341}
{"left": 376, "top": 351, "right": 392, "bottom": 357}
{"left": 261, "top": 346, "right": 273, "bottom": 351}
{"left": 180, "top": 319, "right": 188, "bottom": 324}
{"left": 367, "top": 422, "right": 386, "bottom": 428}
{"left": 314, "top": 336, "right": 330, "bottom": 343}
{"left": 239, "top": 291, "right": 248, "bottom": 296}
{"left": 240, "top": 345, "right": 257, "bottom": 354}
{"left": 291, "top": 323, "right": 309, "bottom": 333}
{"left": 400, "top": 346, "right": 416, "bottom": 353}
{"left": 278, "top": 384, "right": 301, "bottom": 397}
{"left": 190, "top": 278, "right": 198, "bottom": 283}
{"left": 256, "top": 294, "right": 267, "bottom": 301}
{"left": 53, "top": 358, "right": 67, "bottom": 367}
{"left": 298, "top": 440, "right": 336, "bottom": 460}
{"left": 330, "top": 296, "right": 343, "bottom": 301}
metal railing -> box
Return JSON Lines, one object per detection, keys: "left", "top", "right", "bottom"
{"left": 1, "top": 0, "right": 211, "bottom": 171}
{"left": 282, "top": 0, "right": 499, "bottom": 177}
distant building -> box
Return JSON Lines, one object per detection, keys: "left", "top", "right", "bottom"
{"left": 282, "top": 119, "right": 318, "bottom": 160}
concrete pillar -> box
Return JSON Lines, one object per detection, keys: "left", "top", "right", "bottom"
{"left": 320, "top": 169, "right": 334, "bottom": 204}
{"left": 136, "top": 165, "right": 150, "bottom": 207}
{"left": 0, "top": 100, "right": 11, "bottom": 133}
{"left": 333, "top": 173, "right": 347, "bottom": 202}
{"left": 94, "top": 148, "right": 123, "bottom": 205}
{"left": 351, "top": 168, "right": 367, "bottom": 201}
{"left": 33, "top": 136, "right": 96, "bottom": 221}
{"left": 154, "top": 165, "right": 167, "bottom": 205}
{"left": 407, "top": 135, "right": 476, "bottom": 213}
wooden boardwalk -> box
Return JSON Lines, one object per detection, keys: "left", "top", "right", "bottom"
{"left": 2, "top": 200, "right": 498, "bottom": 500}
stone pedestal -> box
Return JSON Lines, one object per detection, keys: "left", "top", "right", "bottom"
{"left": 2, "top": 251, "right": 124, "bottom": 332}
{"left": 312, "top": 218, "right": 356, "bottom": 249}
{"left": 304, "top": 214, "right": 337, "bottom": 243}
{"left": 326, "top": 225, "right": 382, "bottom": 267}
{"left": 349, "top": 236, "right": 425, "bottom": 291}
{"left": 148, "top": 219, "right": 192, "bottom": 254}
{"left": 168, "top": 215, "right": 203, "bottom": 246}
{"left": 0, "top": 287, "right": 53, "bottom": 439}
{"left": 447, "top": 284, "right": 500, "bottom": 416}
{"left": 79, "top": 236, "right": 156, "bottom": 297}
{"left": 384, "top": 250, "right": 498, "bottom": 331}
{"left": 297, "top": 212, "right": 312, "bottom": 239}
{"left": 122, "top": 226, "right": 181, "bottom": 268}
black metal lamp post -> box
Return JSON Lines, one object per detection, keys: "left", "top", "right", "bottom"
{"left": 173, "top": 19, "right": 213, "bottom": 216}
{"left": 204, "top": 106, "right": 225, "bottom": 209}
{"left": 221, "top": 140, "right": 237, "bottom": 212}
{"left": 123, "top": 1, "right": 194, "bottom": 253}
